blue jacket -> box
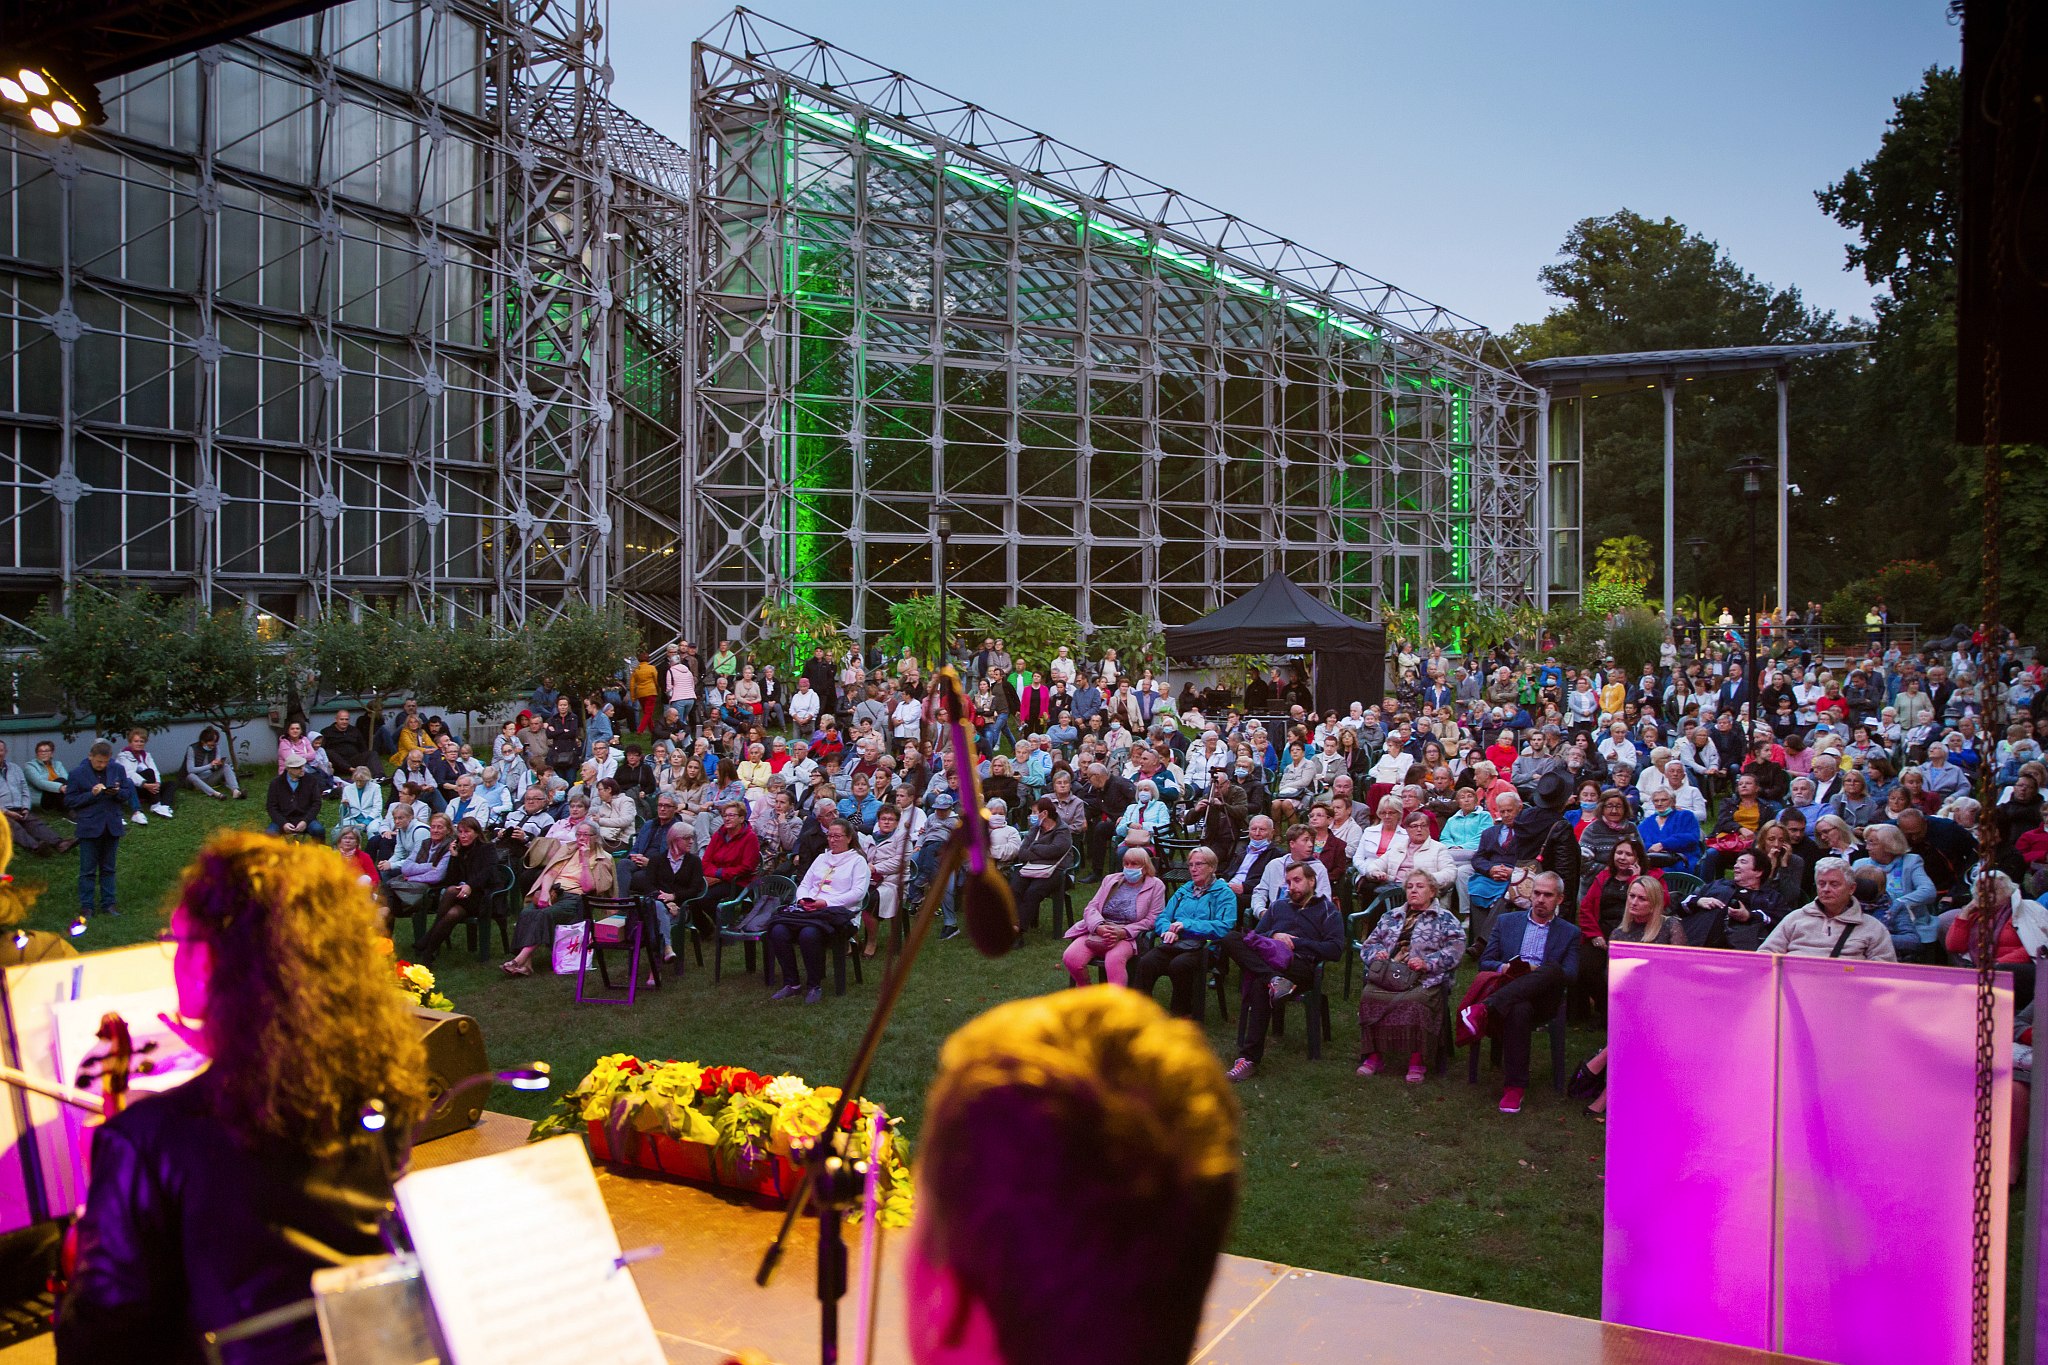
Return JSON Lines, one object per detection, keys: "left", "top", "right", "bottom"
{"left": 1155, "top": 880, "right": 1239, "bottom": 941}
{"left": 1638, "top": 808, "right": 1703, "bottom": 873}
{"left": 1480, "top": 910, "right": 1580, "bottom": 978}
{"left": 64, "top": 761, "right": 134, "bottom": 840}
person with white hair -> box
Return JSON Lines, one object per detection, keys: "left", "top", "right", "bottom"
{"left": 1114, "top": 780, "right": 1172, "bottom": 844}
{"left": 1944, "top": 870, "right": 2045, "bottom": 1009}
{"left": 1759, "top": 857, "right": 1897, "bottom": 960}
{"left": 1920, "top": 741, "right": 1969, "bottom": 800}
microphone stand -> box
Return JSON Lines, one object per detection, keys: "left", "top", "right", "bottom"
{"left": 758, "top": 666, "right": 993, "bottom": 1365}
{"left": 755, "top": 837, "right": 962, "bottom": 1364}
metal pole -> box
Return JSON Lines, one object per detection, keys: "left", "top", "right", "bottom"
{"left": 1775, "top": 369, "right": 1790, "bottom": 622}
{"left": 1747, "top": 492, "right": 1759, "bottom": 725}
{"left": 936, "top": 535, "right": 949, "bottom": 672}
{"left": 1535, "top": 388, "right": 1552, "bottom": 610}
{"left": 1662, "top": 378, "right": 1676, "bottom": 620}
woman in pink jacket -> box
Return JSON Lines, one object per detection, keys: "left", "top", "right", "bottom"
{"left": 1062, "top": 846, "right": 1166, "bottom": 987}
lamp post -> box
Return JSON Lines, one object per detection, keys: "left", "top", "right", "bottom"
{"left": 932, "top": 504, "right": 955, "bottom": 671}
{"left": 1729, "top": 455, "right": 1771, "bottom": 727}
{"left": 1684, "top": 536, "right": 1709, "bottom": 657}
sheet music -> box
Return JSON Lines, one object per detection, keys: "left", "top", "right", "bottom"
{"left": 395, "top": 1135, "right": 665, "bottom": 1365}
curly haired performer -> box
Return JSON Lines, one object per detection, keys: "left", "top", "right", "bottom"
{"left": 57, "top": 832, "right": 430, "bottom": 1364}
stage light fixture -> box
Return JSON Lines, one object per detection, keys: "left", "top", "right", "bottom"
{"left": 0, "top": 55, "right": 104, "bottom": 137}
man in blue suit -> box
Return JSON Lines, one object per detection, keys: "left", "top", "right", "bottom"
{"left": 1471, "top": 871, "right": 1580, "bottom": 1114}
{"left": 64, "top": 741, "right": 134, "bottom": 919}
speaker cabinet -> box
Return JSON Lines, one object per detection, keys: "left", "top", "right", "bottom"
{"left": 411, "top": 1007, "right": 488, "bottom": 1145}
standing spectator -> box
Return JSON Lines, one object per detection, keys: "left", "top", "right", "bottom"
{"left": 25, "top": 740, "right": 67, "bottom": 814}
{"left": 64, "top": 742, "right": 132, "bottom": 918}
{"left": 631, "top": 653, "right": 660, "bottom": 733}
{"left": 0, "top": 739, "right": 72, "bottom": 856}
{"left": 265, "top": 755, "right": 325, "bottom": 840}
{"left": 183, "top": 728, "right": 243, "bottom": 800}
{"left": 113, "top": 729, "right": 174, "bottom": 823}
{"left": 544, "top": 696, "right": 581, "bottom": 778}
{"left": 1222, "top": 859, "right": 1343, "bottom": 1082}
{"left": 789, "top": 677, "right": 822, "bottom": 739}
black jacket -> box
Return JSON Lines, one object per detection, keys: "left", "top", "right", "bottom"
{"left": 319, "top": 721, "right": 369, "bottom": 774}
{"left": 57, "top": 1073, "right": 396, "bottom": 1364}
{"left": 265, "top": 773, "right": 323, "bottom": 828}
{"left": 1080, "top": 775, "right": 1136, "bottom": 825}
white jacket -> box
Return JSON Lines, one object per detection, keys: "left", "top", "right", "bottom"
{"left": 1357, "top": 829, "right": 1457, "bottom": 888}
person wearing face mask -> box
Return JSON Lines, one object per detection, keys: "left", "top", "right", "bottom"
{"left": 1009, "top": 799, "right": 1075, "bottom": 935}
{"left": 984, "top": 798, "right": 1022, "bottom": 867}
{"left": 1062, "top": 848, "right": 1166, "bottom": 986}
{"left": 1225, "top": 815, "right": 1283, "bottom": 913}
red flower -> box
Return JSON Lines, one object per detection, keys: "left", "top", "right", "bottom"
{"left": 728, "top": 1070, "right": 767, "bottom": 1095}
{"left": 698, "top": 1066, "right": 729, "bottom": 1095}
{"left": 618, "top": 1058, "right": 644, "bottom": 1076}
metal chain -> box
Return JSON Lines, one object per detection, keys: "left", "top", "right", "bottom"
{"left": 1969, "top": 5, "right": 2024, "bottom": 1360}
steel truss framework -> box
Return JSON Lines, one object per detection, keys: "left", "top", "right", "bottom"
{"left": 672, "top": 10, "right": 1542, "bottom": 643}
{"left": 0, "top": 0, "right": 616, "bottom": 632}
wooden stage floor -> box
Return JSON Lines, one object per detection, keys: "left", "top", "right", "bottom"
{"left": 405, "top": 1113, "right": 1819, "bottom": 1365}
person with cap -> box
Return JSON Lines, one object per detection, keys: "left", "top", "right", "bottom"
{"left": 65, "top": 741, "right": 134, "bottom": 919}
{"left": 265, "top": 752, "right": 326, "bottom": 840}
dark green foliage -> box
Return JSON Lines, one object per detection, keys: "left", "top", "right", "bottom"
{"left": 530, "top": 603, "right": 640, "bottom": 703}
{"left": 26, "top": 590, "right": 184, "bottom": 738}
{"left": 292, "top": 607, "right": 424, "bottom": 713}
{"left": 167, "top": 608, "right": 286, "bottom": 755}
{"left": 1605, "top": 608, "right": 1666, "bottom": 680}
{"left": 420, "top": 616, "right": 530, "bottom": 732}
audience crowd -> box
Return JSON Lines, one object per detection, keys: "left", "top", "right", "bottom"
{"left": 9, "top": 618, "right": 2039, "bottom": 1117}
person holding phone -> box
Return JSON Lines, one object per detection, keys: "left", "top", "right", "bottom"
{"left": 63, "top": 741, "right": 135, "bottom": 919}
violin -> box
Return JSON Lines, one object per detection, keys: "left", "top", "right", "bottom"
{"left": 53, "top": 1013, "right": 138, "bottom": 1309}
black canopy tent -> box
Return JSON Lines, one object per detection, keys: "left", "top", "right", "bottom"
{"left": 1162, "top": 572, "right": 1386, "bottom": 713}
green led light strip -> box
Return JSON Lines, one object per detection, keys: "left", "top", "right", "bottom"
{"left": 784, "top": 96, "right": 1380, "bottom": 343}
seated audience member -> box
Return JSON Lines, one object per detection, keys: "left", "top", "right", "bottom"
{"left": 1356, "top": 870, "right": 1467, "bottom": 1082}
{"left": 1612, "top": 874, "right": 1684, "bottom": 947}
{"left": 1683, "top": 849, "right": 1785, "bottom": 951}
{"left": 1008, "top": 800, "right": 1074, "bottom": 936}
{"left": 380, "top": 811, "right": 454, "bottom": 916}
{"left": 114, "top": 728, "right": 175, "bottom": 822}
{"left": 1637, "top": 785, "right": 1702, "bottom": 872}
{"left": 472, "top": 766, "right": 513, "bottom": 826}
{"left": 865, "top": 805, "right": 917, "bottom": 949}
{"left": 686, "top": 801, "right": 761, "bottom": 940}
{"left": 1577, "top": 790, "right": 1638, "bottom": 871}
{"left": 1253, "top": 823, "right": 1337, "bottom": 916}
{"left": 340, "top": 767, "right": 384, "bottom": 833}
{"left": 24, "top": 741, "right": 67, "bottom": 814}
{"left": 1062, "top": 847, "right": 1166, "bottom": 987}
{"left": 501, "top": 820, "right": 616, "bottom": 976}
{"left": 1354, "top": 810, "right": 1454, "bottom": 915}
{"left": 265, "top": 754, "right": 325, "bottom": 840}
{"left": 410, "top": 817, "right": 499, "bottom": 966}
{"left": 1469, "top": 871, "right": 1581, "bottom": 1114}
{"left": 1463, "top": 790, "right": 1524, "bottom": 943}
{"left": 767, "top": 818, "right": 872, "bottom": 1003}
{"left": 1131, "top": 846, "right": 1238, "bottom": 1017}
{"left": 1853, "top": 823, "right": 1936, "bottom": 957}
{"left": 1759, "top": 857, "right": 1898, "bottom": 960}
{"left": 637, "top": 822, "right": 704, "bottom": 963}
{"left": 1222, "top": 859, "right": 1343, "bottom": 1082}
{"left": 1114, "top": 780, "right": 1172, "bottom": 845}
{"left": 592, "top": 777, "right": 637, "bottom": 849}
{"left": 1945, "top": 870, "right": 2044, "bottom": 1010}
{"left": 1573, "top": 836, "right": 1661, "bottom": 1019}
{"left": 0, "top": 740, "right": 70, "bottom": 857}
{"left": 906, "top": 987, "right": 1238, "bottom": 1365}
{"left": 331, "top": 826, "right": 378, "bottom": 888}
{"left": 368, "top": 798, "right": 427, "bottom": 867}
{"left": 1224, "top": 814, "right": 1283, "bottom": 910}
{"left": 183, "top": 728, "right": 243, "bottom": 800}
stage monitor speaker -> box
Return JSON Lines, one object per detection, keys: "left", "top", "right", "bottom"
{"left": 411, "top": 1006, "right": 488, "bottom": 1145}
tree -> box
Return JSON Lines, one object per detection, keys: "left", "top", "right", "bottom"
{"left": 420, "top": 616, "right": 530, "bottom": 739}
{"left": 751, "top": 597, "right": 844, "bottom": 676}
{"left": 166, "top": 608, "right": 287, "bottom": 760}
{"left": 1506, "top": 210, "right": 1864, "bottom": 608}
{"left": 1088, "top": 609, "right": 1165, "bottom": 674}
{"left": 990, "top": 604, "right": 1083, "bottom": 671}
{"left": 1593, "top": 535, "right": 1655, "bottom": 589}
{"left": 291, "top": 606, "right": 424, "bottom": 730}
{"left": 1817, "top": 66, "right": 2048, "bottom": 640}
{"left": 888, "top": 594, "right": 993, "bottom": 669}
{"left": 25, "top": 590, "right": 184, "bottom": 739}
{"left": 1604, "top": 608, "right": 1665, "bottom": 681}
{"left": 531, "top": 603, "right": 639, "bottom": 704}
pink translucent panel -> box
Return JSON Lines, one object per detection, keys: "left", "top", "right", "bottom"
{"left": 1603, "top": 944, "right": 2011, "bottom": 1365}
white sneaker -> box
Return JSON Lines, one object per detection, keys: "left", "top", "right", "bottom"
{"left": 151, "top": 804, "right": 174, "bottom": 818}
{"left": 130, "top": 811, "right": 148, "bottom": 825}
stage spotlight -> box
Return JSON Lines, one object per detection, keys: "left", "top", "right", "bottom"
{"left": 0, "top": 55, "right": 104, "bottom": 137}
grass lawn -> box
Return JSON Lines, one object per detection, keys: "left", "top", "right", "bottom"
{"left": 11, "top": 791, "right": 1611, "bottom": 1318}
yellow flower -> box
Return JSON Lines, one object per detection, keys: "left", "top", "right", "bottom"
{"left": 402, "top": 963, "right": 436, "bottom": 993}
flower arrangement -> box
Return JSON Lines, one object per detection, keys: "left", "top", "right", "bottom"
{"left": 532, "top": 1055, "right": 913, "bottom": 1226}
{"left": 375, "top": 936, "right": 453, "bottom": 1011}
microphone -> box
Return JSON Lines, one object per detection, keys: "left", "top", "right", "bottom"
{"left": 936, "top": 668, "right": 1017, "bottom": 957}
